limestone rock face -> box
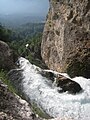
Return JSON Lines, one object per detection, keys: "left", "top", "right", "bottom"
{"left": 0, "top": 41, "right": 14, "bottom": 70}
{"left": 41, "top": 0, "right": 90, "bottom": 78}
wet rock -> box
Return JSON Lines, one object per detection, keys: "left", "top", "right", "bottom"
{"left": 0, "top": 79, "right": 42, "bottom": 120}
{"left": 40, "top": 70, "right": 82, "bottom": 94}
{"left": 56, "top": 74, "right": 82, "bottom": 94}
{"left": 48, "top": 118, "right": 72, "bottom": 120}
{"left": 7, "top": 57, "right": 90, "bottom": 119}
{"left": 40, "top": 70, "right": 55, "bottom": 82}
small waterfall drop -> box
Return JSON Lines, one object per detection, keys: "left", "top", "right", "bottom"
{"left": 9, "top": 57, "right": 90, "bottom": 120}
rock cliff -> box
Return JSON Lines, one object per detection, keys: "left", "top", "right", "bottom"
{"left": 41, "top": 0, "right": 90, "bottom": 78}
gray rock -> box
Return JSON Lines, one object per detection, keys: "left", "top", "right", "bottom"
{"left": 0, "top": 79, "right": 42, "bottom": 120}
{"left": 41, "top": 0, "right": 90, "bottom": 78}
{"left": 0, "top": 41, "right": 14, "bottom": 70}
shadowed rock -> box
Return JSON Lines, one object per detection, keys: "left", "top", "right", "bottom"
{"left": 40, "top": 70, "right": 55, "bottom": 82}
{"left": 40, "top": 70, "right": 82, "bottom": 94}
{"left": 56, "top": 75, "right": 82, "bottom": 94}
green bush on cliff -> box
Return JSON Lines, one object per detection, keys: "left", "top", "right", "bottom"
{"left": 0, "top": 69, "right": 17, "bottom": 93}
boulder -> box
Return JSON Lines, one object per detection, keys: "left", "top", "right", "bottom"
{"left": 41, "top": 0, "right": 90, "bottom": 78}
{"left": 0, "top": 40, "right": 14, "bottom": 70}
{"left": 40, "top": 70, "right": 82, "bottom": 94}
{"left": 56, "top": 74, "right": 82, "bottom": 94}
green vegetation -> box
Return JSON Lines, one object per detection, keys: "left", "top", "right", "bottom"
{"left": 0, "top": 22, "right": 46, "bottom": 91}
{"left": 0, "top": 23, "right": 12, "bottom": 42}
{"left": 0, "top": 22, "right": 48, "bottom": 118}
{"left": 0, "top": 23, "right": 47, "bottom": 68}
{"left": 9, "top": 33, "right": 47, "bottom": 68}
{"left": 11, "top": 23, "right": 44, "bottom": 41}
{"left": 31, "top": 102, "right": 51, "bottom": 119}
{"left": 0, "top": 69, "right": 17, "bottom": 93}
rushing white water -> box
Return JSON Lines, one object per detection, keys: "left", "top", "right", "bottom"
{"left": 17, "top": 57, "right": 90, "bottom": 120}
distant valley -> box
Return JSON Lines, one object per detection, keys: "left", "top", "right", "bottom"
{"left": 0, "top": 14, "right": 45, "bottom": 28}
{"left": 11, "top": 22, "right": 44, "bottom": 41}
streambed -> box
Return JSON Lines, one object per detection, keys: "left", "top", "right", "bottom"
{"left": 8, "top": 57, "right": 90, "bottom": 120}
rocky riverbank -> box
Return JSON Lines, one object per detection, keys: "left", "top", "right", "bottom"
{"left": 0, "top": 79, "right": 42, "bottom": 120}
{"left": 8, "top": 57, "right": 90, "bottom": 120}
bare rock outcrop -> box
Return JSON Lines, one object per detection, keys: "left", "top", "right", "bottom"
{"left": 0, "top": 40, "right": 15, "bottom": 70}
{"left": 41, "top": 0, "right": 90, "bottom": 78}
{"left": 0, "top": 80, "right": 42, "bottom": 120}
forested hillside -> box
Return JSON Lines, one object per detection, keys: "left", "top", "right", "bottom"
{"left": 0, "top": 23, "right": 46, "bottom": 69}
{"left": 11, "top": 22, "right": 44, "bottom": 41}
{"left": 0, "top": 24, "right": 12, "bottom": 42}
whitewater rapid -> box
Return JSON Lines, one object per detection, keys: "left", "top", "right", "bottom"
{"left": 16, "top": 57, "right": 90, "bottom": 120}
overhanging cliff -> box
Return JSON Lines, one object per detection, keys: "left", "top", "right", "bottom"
{"left": 41, "top": 0, "right": 90, "bottom": 78}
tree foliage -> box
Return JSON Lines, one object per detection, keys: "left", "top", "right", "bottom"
{"left": 0, "top": 24, "right": 12, "bottom": 42}
{"left": 11, "top": 23, "right": 44, "bottom": 41}
{"left": 0, "top": 22, "right": 47, "bottom": 68}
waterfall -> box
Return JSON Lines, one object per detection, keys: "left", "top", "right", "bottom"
{"left": 9, "top": 57, "right": 90, "bottom": 120}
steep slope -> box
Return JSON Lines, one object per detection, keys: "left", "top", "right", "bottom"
{"left": 8, "top": 57, "right": 90, "bottom": 120}
{"left": 0, "top": 41, "right": 15, "bottom": 70}
{"left": 0, "top": 80, "right": 42, "bottom": 120}
{"left": 41, "top": 0, "right": 90, "bottom": 78}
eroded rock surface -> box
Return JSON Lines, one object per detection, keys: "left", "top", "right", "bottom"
{"left": 0, "top": 80, "right": 42, "bottom": 120}
{"left": 41, "top": 0, "right": 90, "bottom": 78}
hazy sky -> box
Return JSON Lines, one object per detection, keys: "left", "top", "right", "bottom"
{"left": 0, "top": 0, "right": 49, "bottom": 16}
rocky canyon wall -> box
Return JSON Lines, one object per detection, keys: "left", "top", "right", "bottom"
{"left": 41, "top": 0, "right": 90, "bottom": 78}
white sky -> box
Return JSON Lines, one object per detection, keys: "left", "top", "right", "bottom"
{"left": 0, "top": 0, "right": 49, "bottom": 16}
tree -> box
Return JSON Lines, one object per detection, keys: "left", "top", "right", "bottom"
{"left": 0, "top": 24, "right": 11, "bottom": 42}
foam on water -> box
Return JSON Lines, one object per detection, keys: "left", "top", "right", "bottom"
{"left": 18, "top": 57, "right": 90, "bottom": 120}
